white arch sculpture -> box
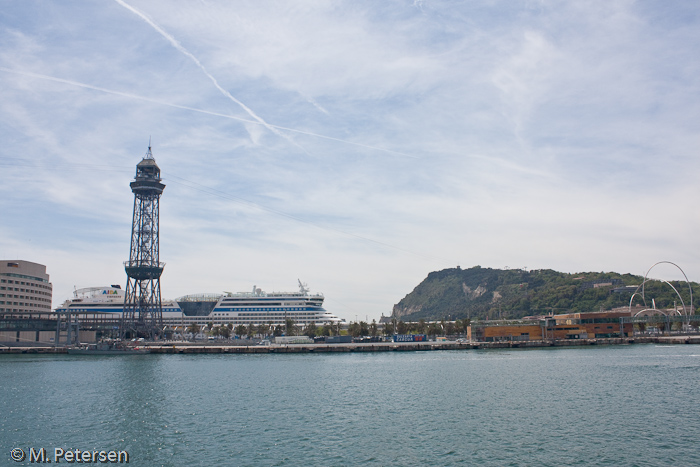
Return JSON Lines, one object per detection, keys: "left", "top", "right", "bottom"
{"left": 629, "top": 261, "right": 693, "bottom": 325}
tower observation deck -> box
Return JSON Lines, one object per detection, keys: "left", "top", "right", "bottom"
{"left": 121, "top": 144, "right": 166, "bottom": 339}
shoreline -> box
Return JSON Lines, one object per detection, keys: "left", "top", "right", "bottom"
{"left": 2, "top": 335, "right": 700, "bottom": 354}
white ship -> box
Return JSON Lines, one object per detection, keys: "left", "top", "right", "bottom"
{"left": 207, "top": 280, "right": 343, "bottom": 327}
{"left": 55, "top": 281, "right": 342, "bottom": 328}
{"left": 55, "top": 285, "right": 181, "bottom": 315}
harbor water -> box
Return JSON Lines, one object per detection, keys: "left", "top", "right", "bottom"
{"left": 2, "top": 344, "right": 699, "bottom": 466}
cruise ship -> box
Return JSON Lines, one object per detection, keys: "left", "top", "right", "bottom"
{"left": 55, "top": 281, "right": 343, "bottom": 329}
{"left": 208, "top": 281, "right": 343, "bottom": 327}
{"left": 55, "top": 285, "right": 182, "bottom": 315}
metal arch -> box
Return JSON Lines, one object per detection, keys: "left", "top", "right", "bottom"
{"left": 634, "top": 308, "right": 661, "bottom": 317}
{"left": 628, "top": 291, "right": 648, "bottom": 315}
{"left": 629, "top": 279, "right": 688, "bottom": 317}
{"left": 660, "top": 279, "right": 687, "bottom": 317}
{"left": 643, "top": 261, "right": 693, "bottom": 324}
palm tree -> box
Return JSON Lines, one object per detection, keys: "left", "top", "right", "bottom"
{"left": 455, "top": 319, "right": 463, "bottom": 336}
{"left": 285, "top": 318, "right": 296, "bottom": 336}
{"left": 348, "top": 322, "right": 361, "bottom": 337}
{"left": 246, "top": 324, "right": 257, "bottom": 338}
{"left": 383, "top": 322, "right": 394, "bottom": 336}
{"left": 427, "top": 322, "right": 440, "bottom": 336}
{"left": 369, "top": 320, "right": 378, "bottom": 337}
{"left": 359, "top": 321, "right": 369, "bottom": 336}
{"left": 186, "top": 323, "right": 200, "bottom": 340}
{"left": 303, "top": 322, "right": 317, "bottom": 338}
{"left": 397, "top": 320, "right": 407, "bottom": 334}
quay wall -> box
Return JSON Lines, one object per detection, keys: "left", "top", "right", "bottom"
{"left": 144, "top": 336, "right": 700, "bottom": 354}
{"left": 2, "top": 336, "right": 700, "bottom": 354}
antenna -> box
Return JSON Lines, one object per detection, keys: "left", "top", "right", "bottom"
{"left": 144, "top": 137, "right": 154, "bottom": 159}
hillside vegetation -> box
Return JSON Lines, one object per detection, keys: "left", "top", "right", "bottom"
{"left": 392, "top": 266, "right": 699, "bottom": 321}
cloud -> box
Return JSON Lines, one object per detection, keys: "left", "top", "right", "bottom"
{"left": 0, "top": 0, "right": 699, "bottom": 320}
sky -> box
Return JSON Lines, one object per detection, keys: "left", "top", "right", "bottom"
{"left": 1, "top": 0, "right": 699, "bottom": 322}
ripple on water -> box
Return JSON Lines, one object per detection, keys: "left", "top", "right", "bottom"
{"left": 2, "top": 345, "right": 700, "bottom": 466}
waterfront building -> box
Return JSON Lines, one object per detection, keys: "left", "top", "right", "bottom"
{"left": 467, "top": 310, "right": 635, "bottom": 342}
{"left": 0, "top": 260, "right": 56, "bottom": 344}
{"left": 0, "top": 260, "right": 53, "bottom": 313}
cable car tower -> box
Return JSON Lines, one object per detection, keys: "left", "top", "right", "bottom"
{"left": 121, "top": 143, "right": 166, "bottom": 339}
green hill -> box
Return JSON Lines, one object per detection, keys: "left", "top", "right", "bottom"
{"left": 391, "top": 266, "right": 699, "bottom": 321}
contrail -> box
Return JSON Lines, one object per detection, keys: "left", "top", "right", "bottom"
{"left": 0, "top": 66, "right": 416, "bottom": 158}
{"left": 113, "top": 0, "right": 302, "bottom": 149}
{"left": 165, "top": 174, "right": 451, "bottom": 264}
{"left": 0, "top": 153, "right": 446, "bottom": 262}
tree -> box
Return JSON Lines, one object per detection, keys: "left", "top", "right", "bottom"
{"left": 427, "top": 322, "right": 440, "bottom": 336}
{"left": 396, "top": 320, "right": 408, "bottom": 334}
{"left": 303, "top": 322, "right": 317, "bottom": 338}
{"left": 187, "top": 323, "right": 200, "bottom": 336}
{"left": 234, "top": 325, "right": 247, "bottom": 337}
{"left": 359, "top": 321, "right": 369, "bottom": 336}
{"left": 285, "top": 318, "right": 296, "bottom": 336}
{"left": 348, "top": 322, "right": 359, "bottom": 337}
{"left": 246, "top": 324, "right": 257, "bottom": 338}
{"left": 417, "top": 319, "right": 427, "bottom": 334}
{"left": 369, "top": 320, "right": 378, "bottom": 337}
{"left": 220, "top": 325, "right": 231, "bottom": 339}
{"left": 383, "top": 322, "right": 394, "bottom": 335}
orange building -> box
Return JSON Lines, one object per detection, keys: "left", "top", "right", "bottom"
{"left": 468, "top": 322, "right": 543, "bottom": 342}
{"left": 469, "top": 310, "right": 633, "bottom": 342}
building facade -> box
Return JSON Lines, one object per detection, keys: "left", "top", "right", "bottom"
{"left": 0, "top": 260, "right": 53, "bottom": 314}
{"left": 468, "top": 310, "right": 634, "bottom": 342}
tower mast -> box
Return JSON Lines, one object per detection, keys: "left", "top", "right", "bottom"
{"left": 121, "top": 143, "right": 166, "bottom": 339}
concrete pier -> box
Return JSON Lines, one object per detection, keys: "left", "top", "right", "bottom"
{"left": 2, "top": 336, "right": 699, "bottom": 355}
{"left": 143, "top": 335, "right": 700, "bottom": 354}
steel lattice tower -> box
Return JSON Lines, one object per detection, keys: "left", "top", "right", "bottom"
{"left": 121, "top": 144, "right": 166, "bottom": 339}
